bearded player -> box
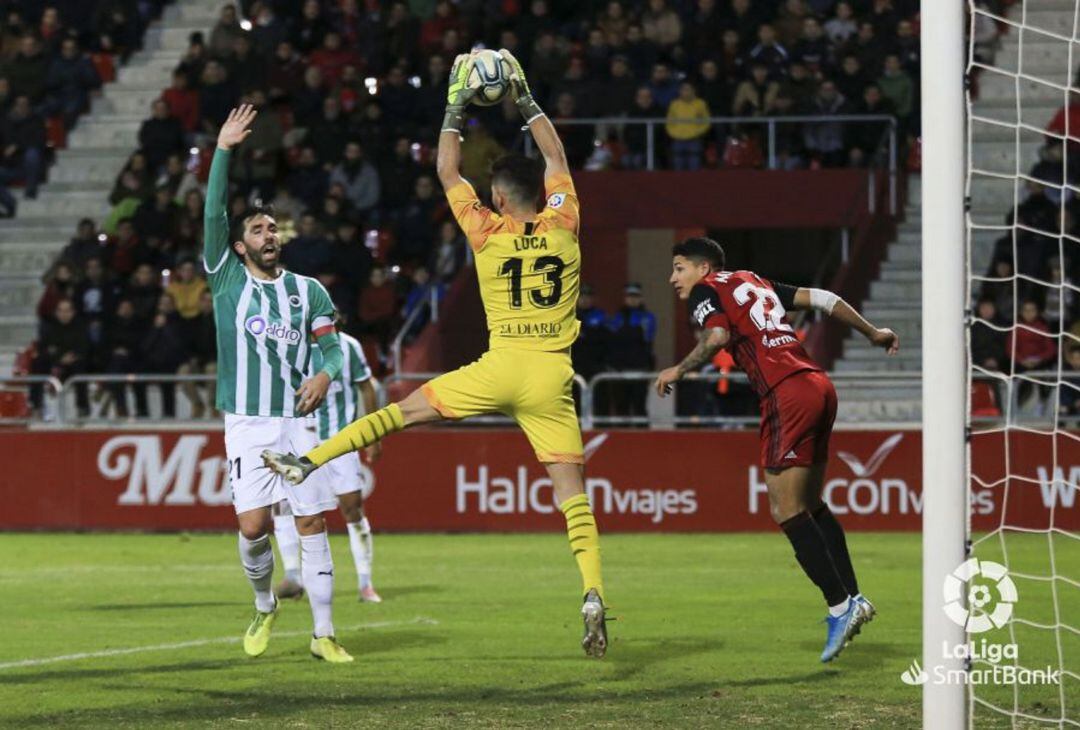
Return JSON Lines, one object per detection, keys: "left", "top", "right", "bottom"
{"left": 655, "top": 237, "right": 899, "bottom": 663}
{"left": 275, "top": 323, "right": 383, "bottom": 604}
{"left": 264, "top": 50, "right": 609, "bottom": 657}
{"left": 205, "top": 105, "right": 352, "bottom": 663}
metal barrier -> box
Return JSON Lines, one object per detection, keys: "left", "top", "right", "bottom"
{"left": 523, "top": 114, "right": 899, "bottom": 215}
{"left": 63, "top": 373, "right": 218, "bottom": 424}
{"left": 588, "top": 370, "right": 922, "bottom": 427}
{"left": 390, "top": 286, "right": 442, "bottom": 375}
{"left": 4, "top": 368, "right": 1057, "bottom": 428}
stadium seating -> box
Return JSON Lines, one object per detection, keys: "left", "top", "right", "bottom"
{"left": 0, "top": 0, "right": 930, "bottom": 423}
{"left": 0, "top": 1, "right": 208, "bottom": 374}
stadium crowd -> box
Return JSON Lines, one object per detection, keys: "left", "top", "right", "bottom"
{"left": 8, "top": 0, "right": 930, "bottom": 418}
{"left": 0, "top": 1, "right": 194, "bottom": 212}
{"left": 968, "top": 75, "right": 1080, "bottom": 419}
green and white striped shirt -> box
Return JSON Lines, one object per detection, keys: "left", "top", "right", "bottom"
{"left": 202, "top": 148, "right": 338, "bottom": 417}
{"left": 311, "top": 332, "right": 373, "bottom": 440}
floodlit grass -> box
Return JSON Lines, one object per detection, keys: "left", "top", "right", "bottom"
{"left": 0, "top": 531, "right": 1067, "bottom": 727}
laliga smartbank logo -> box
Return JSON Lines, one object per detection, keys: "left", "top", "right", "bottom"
{"left": 900, "top": 559, "right": 1061, "bottom": 687}
{"left": 944, "top": 558, "right": 1016, "bottom": 633}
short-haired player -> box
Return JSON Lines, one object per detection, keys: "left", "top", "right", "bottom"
{"left": 655, "top": 236, "right": 899, "bottom": 662}
{"left": 263, "top": 51, "right": 609, "bottom": 658}
{"left": 274, "top": 323, "right": 383, "bottom": 604}
{"left": 204, "top": 106, "right": 352, "bottom": 663}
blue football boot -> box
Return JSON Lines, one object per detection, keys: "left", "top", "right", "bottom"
{"left": 821, "top": 600, "right": 863, "bottom": 663}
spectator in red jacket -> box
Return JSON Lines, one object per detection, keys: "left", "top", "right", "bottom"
{"left": 308, "top": 31, "right": 361, "bottom": 89}
{"left": 1046, "top": 89, "right": 1080, "bottom": 158}
{"left": 419, "top": 0, "right": 462, "bottom": 53}
{"left": 161, "top": 70, "right": 199, "bottom": 134}
{"left": 357, "top": 265, "right": 398, "bottom": 356}
{"left": 1011, "top": 299, "right": 1058, "bottom": 413}
{"left": 267, "top": 40, "right": 305, "bottom": 104}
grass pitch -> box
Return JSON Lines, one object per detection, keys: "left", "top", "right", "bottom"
{"left": 0, "top": 531, "right": 1070, "bottom": 728}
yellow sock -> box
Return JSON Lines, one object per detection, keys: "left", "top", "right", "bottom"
{"left": 560, "top": 493, "right": 604, "bottom": 603}
{"left": 305, "top": 403, "right": 404, "bottom": 466}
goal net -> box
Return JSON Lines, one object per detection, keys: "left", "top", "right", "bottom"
{"left": 967, "top": 0, "right": 1080, "bottom": 724}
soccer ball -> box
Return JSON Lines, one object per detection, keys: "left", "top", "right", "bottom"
{"left": 467, "top": 49, "right": 512, "bottom": 107}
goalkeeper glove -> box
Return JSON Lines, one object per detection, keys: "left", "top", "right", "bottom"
{"left": 499, "top": 48, "right": 544, "bottom": 124}
{"left": 443, "top": 53, "right": 477, "bottom": 135}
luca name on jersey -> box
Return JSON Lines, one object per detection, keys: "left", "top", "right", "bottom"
{"left": 514, "top": 235, "right": 548, "bottom": 251}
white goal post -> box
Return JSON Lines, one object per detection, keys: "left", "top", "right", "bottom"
{"left": 923, "top": 0, "right": 969, "bottom": 727}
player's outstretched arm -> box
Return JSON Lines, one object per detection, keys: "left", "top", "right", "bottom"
{"left": 204, "top": 105, "right": 256, "bottom": 272}
{"left": 500, "top": 48, "right": 569, "bottom": 179}
{"left": 436, "top": 53, "right": 476, "bottom": 191}
{"left": 655, "top": 326, "right": 730, "bottom": 397}
{"left": 792, "top": 287, "right": 900, "bottom": 355}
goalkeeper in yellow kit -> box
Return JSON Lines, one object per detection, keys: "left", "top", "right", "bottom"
{"left": 263, "top": 50, "right": 608, "bottom": 658}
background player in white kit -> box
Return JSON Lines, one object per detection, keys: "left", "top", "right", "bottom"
{"left": 275, "top": 322, "right": 383, "bottom": 604}
{"left": 204, "top": 106, "right": 353, "bottom": 663}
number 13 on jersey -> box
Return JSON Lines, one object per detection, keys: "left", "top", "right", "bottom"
{"left": 498, "top": 256, "right": 566, "bottom": 309}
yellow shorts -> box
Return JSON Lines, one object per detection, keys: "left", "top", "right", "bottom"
{"left": 421, "top": 348, "right": 583, "bottom": 464}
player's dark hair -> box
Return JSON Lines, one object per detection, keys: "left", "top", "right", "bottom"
{"left": 230, "top": 204, "right": 277, "bottom": 258}
{"left": 673, "top": 237, "right": 725, "bottom": 270}
{"left": 490, "top": 154, "right": 544, "bottom": 210}
{"left": 231, "top": 204, "right": 276, "bottom": 240}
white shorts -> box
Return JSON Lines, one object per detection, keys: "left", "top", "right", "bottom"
{"left": 322, "top": 451, "right": 375, "bottom": 500}
{"left": 224, "top": 413, "right": 338, "bottom": 517}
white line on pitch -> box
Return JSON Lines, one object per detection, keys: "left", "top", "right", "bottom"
{"left": 0, "top": 617, "right": 439, "bottom": 671}
{"left": 0, "top": 564, "right": 239, "bottom": 578}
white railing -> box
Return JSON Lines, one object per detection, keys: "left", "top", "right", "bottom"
{"left": 524, "top": 114, "right": 899, "bottom": 214}
{"left": 1, "top": 369, "right": 1049, "bottom": 428}
{"left": 390, "top": 285, "right": 442, "bottom": 375}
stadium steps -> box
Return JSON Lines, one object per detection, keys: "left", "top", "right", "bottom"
{"left": 0, "top": 0, "right": 222, "bottom": 372}
{"left": 65, "top": 117, "right": 144, "bottom": 149}
{"left": 831, "top": 175, "right": 923, "bottom": 419}
{"left": 831, "top": 0, "right": 1074, "bottom": 421}
{"left": 966, "top": 0, "right": 1072, "bottom": 256}
{"left": 969, "top": 2, "right": 1070, "bottom": 270}
{"left": 836, "top": 398, "right": 921, "bottom": 422}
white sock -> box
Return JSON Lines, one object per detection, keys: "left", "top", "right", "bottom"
{"left": 238, "top": 533, "right": 276, "bottom": 613}
{"left": 828, "top": 596, "right": 851, "bottom": 618}
{"left": 273, "top": 513, "right": 302, "bottom": 584}
{"left": 300, "top": 531, "right": 335, "bottom": 638}
{"left": 346, "top": 518, "right": 374, "bottom": 589}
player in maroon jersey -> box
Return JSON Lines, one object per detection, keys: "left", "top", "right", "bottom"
{"left": 654, "top": 237, "right": 899, "bottom": 663}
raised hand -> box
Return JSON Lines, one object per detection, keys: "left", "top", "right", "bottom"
{"left": 443, "top": 53, "right": 477, "bottom": 135}
{"left": 498, "top": 48, "right": 529, "bottom": 99}
{"left": 447, "top": 53, "right": 477, "bottom": 108}
{"left": 217, "top": 104, "right": 257, "bottom": 150}
{"left": 499, "top": 48, "right": 543, "bottom": 122}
